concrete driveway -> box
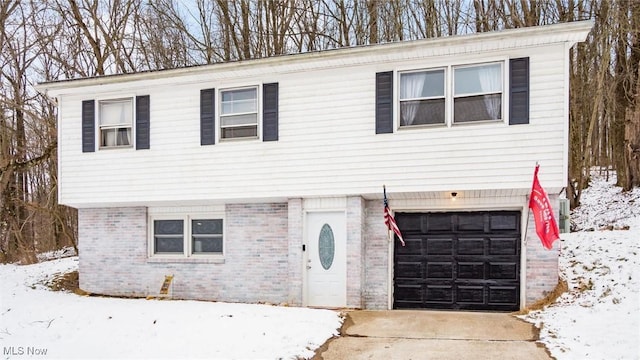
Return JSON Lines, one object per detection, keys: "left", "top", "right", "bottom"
{"left": 314, "top": 310, "right": 552, "bottom": 360}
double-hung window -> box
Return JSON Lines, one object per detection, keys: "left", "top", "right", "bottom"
{"left": 99, "top": 98, "right": 133, "bottom": 148}
{"left": 399, "top": 69, "right": 445, "bottom": 126}
{"left": 453, "top": 63, "right": 503, "bottom": 123}
{"left": 152, "top": 217, "right": 224, "bottom": 257}
{"left": 398, "top": 61, "right": 504, "bottom": 128}
{"left": 220, "top": 87, "right": 258, "bottom": 139}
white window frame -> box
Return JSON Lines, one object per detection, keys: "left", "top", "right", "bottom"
{"left": 97, "top": 97, "right": 134, "bottom": 149}
{"left": 398, "top": 68, "right": 447, "bottom": 128}
{"left": 219, "top": 86, "right": 259, "bottom": 141}
{"left": 451, "top": 61, "right": 504, "bottom": 124}
{"left": 149, "top": 213, "right": 225, "bottom": 259}
{"left": 397, "top": 60, "right": 507, "bottom": 129}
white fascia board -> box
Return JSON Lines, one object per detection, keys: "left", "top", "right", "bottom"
{"left": 35, "top": 20, "right": 594, "bottom": 98}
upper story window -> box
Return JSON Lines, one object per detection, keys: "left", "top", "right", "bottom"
{"left": 99, "top": 98, "right": 133, "bottom": 148}
{"left": 453, "top": 63, "right": 503, "bottom": 123}
{"left": 220, "top": 87, "right": 258, "bottom": 139}
{"left": 399, "top": 69, "right": 445, "bottom": 127}
{"left": 398, "top": 61, "right": 504, "bottom": 128}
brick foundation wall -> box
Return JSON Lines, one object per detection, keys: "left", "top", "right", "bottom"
{"left": 78, "top": 207, "right": 148, "bottom": 296}
{"left": 78, "top": 197, "right": 556, "bottom": 310}
{"left": 78, "top": 203, "right": 289, "bottom": 303}
{"left": 524, "top": 194, "right": 561, "bottom": 306}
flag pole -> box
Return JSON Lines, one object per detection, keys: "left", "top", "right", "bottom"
{"left": 523, "top": 162, "right": 539, "bottom": 246}
{"left": 383, "top": 185, "right": 392, "bottom": 243}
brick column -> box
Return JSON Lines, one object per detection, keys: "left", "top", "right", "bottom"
{"left": 363, "top": 200, "right": 390, "bottom": 309}
{"left": 524, "top": 194, "right": 561, "bottom": 306}
{"left": 287, "top": 198, "right": 303, "bottom": 306}
{"left": 346, "top": 196, "right": 365, "bottom": 308}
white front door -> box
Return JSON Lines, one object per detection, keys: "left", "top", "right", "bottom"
{"left": 306, "top": 211, "right": 347, "bottom": 308}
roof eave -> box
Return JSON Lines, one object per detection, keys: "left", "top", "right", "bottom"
{"left": 35, "top": 20, "right": 594, "bottom": 97}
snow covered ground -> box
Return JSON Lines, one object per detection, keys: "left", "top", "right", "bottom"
{"left": 0, "top": 258, "right": 341, "bottom": 359}
{"left": 1, "top": 170, "right": 639, "bottom": 359}
{"left": 522, "top": 170, "right": 640, "bottom": 360}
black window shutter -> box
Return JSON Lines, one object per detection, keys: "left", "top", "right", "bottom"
{"left": 376, "top": 71, "right": 394, "bottom": 134}
{"left": 200, "top": 88, "right": 216, "bottom": 145}
{"left": 509, "top": 57, "right": 530, "bottom": 125}
{"left": 136, "top": 95, "right": 150, "bottom": 149}
{"left": 263, "top": 83, "right": 279, "bottom": 141}
{"left": 81, "top": 100, "right": 95, "bottom": 153}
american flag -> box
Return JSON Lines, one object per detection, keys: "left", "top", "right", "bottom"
{"left": 384, "top": 187, "right": 405, "bottom": 246}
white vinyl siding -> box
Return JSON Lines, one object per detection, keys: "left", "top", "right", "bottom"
{"left": 55, "top": 40, "right": 572, "bottom": 208}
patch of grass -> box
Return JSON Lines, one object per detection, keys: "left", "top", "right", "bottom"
{"left": 47, "top": 271, "right": 79, "bottom": 292}
{"left": 577, "top": 278, "right": 594, "bottom": 292}
{"left": 514, "top": 278, "right": 568, "bottom": 315}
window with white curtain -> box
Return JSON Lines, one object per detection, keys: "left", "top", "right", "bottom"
{"left": 220, "top": 87, "right": 258, "bottom": 139}
{"left": 99, "top": 98, "right": 133, "bottom": 148}
{"left": 453, "top": 63, "right": 503, "bottom": 123}
{"left": 399, "top": 69, "right": 445, "bottom": 126}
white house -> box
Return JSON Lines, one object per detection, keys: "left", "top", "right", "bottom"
{"left": 38, "top": 21, "right": 592, "bottom": 311}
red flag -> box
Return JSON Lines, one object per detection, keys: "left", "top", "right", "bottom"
{"left": 384, "top": 187, "right": 405, "bottom": 246}
{"left": 529, "top": 165, "right": 560, "bottom": 249}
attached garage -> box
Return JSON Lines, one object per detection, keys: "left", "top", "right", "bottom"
{"left": 393, "top": 211, "right": 521, "bottom": 311}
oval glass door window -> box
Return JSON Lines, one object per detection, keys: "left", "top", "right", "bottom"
{"left": 318, "top": 224, "right": 335, "bottom": 270}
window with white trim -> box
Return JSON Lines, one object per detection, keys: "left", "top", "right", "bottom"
{"left": 399, "top": 69, "right": 445, "bottom": 126}
{"left": 151, "top": 216, "right": 223, "bottom": 256}
{"left": 220, "top": 87, "right": 258, "bottom": 139}
{"left": 398, "top": 61, "right": 504, "bottom": 127}
{"left": 99, "top": 98, "right": 133, "bottom": 147}
{"left": 453, "top": 63, "right": 503, "bottom": 123}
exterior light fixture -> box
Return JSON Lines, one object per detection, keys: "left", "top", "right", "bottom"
{"left": 451, "top": 192, "right": 458, "bottom": 201}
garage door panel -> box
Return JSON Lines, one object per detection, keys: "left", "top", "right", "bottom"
{"left": 396, "top": 215, "right": 422, "bottom": 232}
{"left": 490, "top": 214, "right": 519, "bottom": 231}
{"left": 489, "top": 237, "right": 519, "bottom": 255}
{"left": 458, "top": 262, "right": 485, "bottom": 279}
{"left": 457, "top": 213, "right": 485, "bottom": 231}
{"left": 426, "top": 262, "right": 453, "bottom": 279}
{"left": 395, "top": 284, "right": 423, "bottom": 302}
{"left": 457, "top": 286, "right": 485, "bottom": 304}
{"left": 394, "top": 211, "right": 521, "bottom": 312}
{"left": 426, "top": 214, "right": 452, "bottom": 232}
{"left": 396, "top": 261, "right": 423, "bottom": 279}
{"left": 489, "top": 262, "right": 518, "bottom": 280}
{"left": 488, "top": 286, "right": 519, "bottom": 305}
{"left": 426, "top": 285, "right": 453, "bottom": 303}
{"left": 426, "top": 237, "right": 453, "bottom": 255}
{"left": 458, "top": 237, "right": 485, "bottom": 255}
{"left": 397, "top": 237, "right": 423, "bottom": 255}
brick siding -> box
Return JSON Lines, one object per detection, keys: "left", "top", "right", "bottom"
{"left": 346, "top": 196, "right": 365, "bottom": 308}
{"left": 524, "top": 194, "right": 561, "bottom": 306}
{"left": 78, "top": 203, "right": 289, "bottom": 303}
{"left": 287, "top": 198, "right": 303, "bottom": 305}
{"left": 77, "top": 198, "right": 558, "bottom": 310}
{"left": 363, "top": 200, "right": 390, "bottom": 309}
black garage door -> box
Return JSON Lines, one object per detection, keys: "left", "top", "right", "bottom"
{"left": 393, "top": 211, "right": 521, "bottom": 311}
